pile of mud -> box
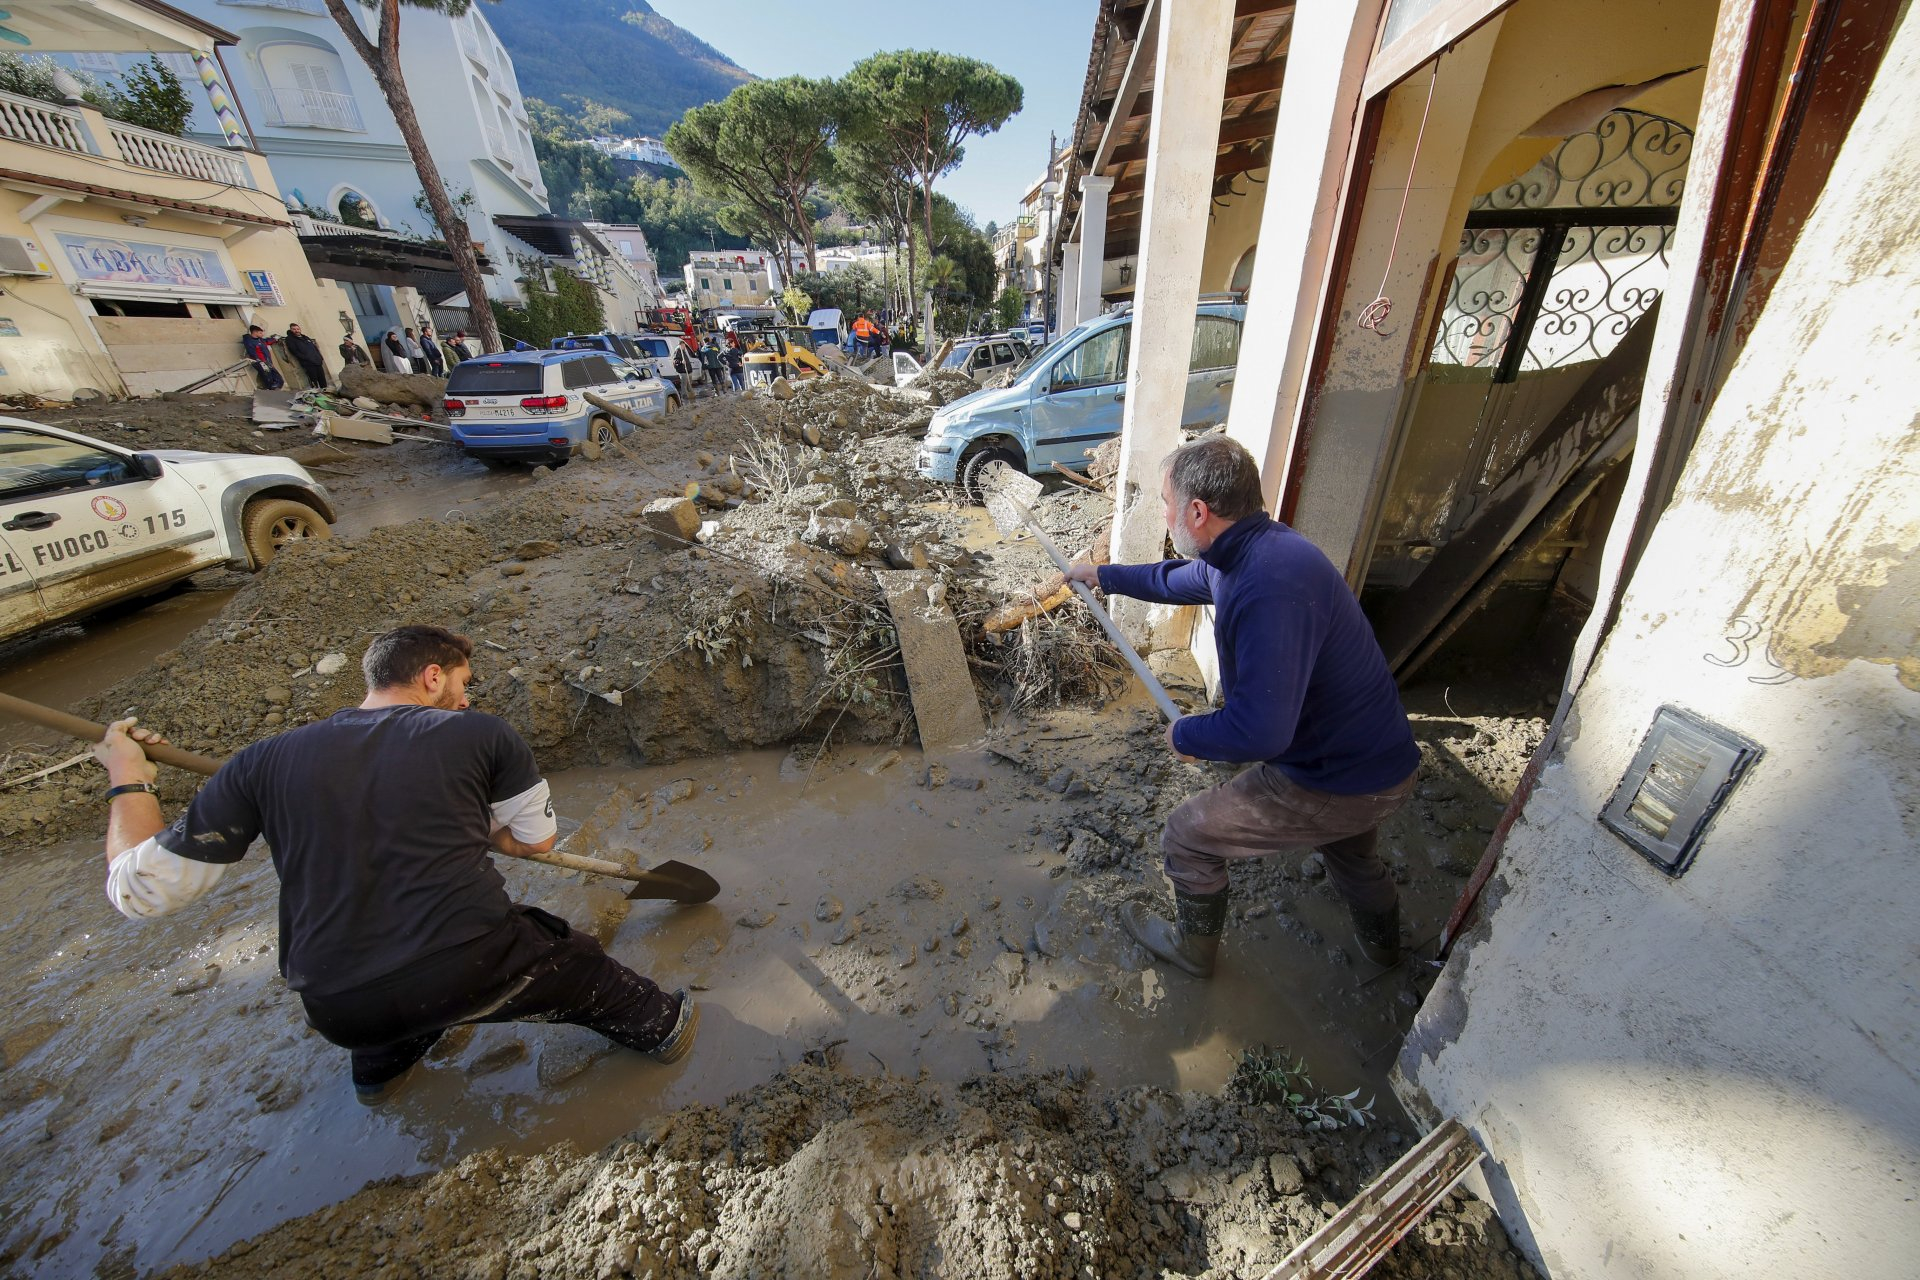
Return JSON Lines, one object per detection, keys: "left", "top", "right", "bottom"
{"left": 0, "top": 457, "right": 913, "bottom": 842}
{"left": 163, "top": 1064, "right": 1536, "bottom": 1280}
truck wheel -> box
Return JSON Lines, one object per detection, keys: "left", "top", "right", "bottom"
{"left": 961, "top": 444, "right": 1025, "bottom": 505}
{"left": 242, "top": 497, "right": 331, "bottom": 568}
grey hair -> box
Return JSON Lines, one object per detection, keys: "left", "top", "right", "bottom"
{"left": 1163, "top": 435, "right": 1265, "bottom": 521}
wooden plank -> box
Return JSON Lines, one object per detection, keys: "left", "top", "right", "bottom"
{"left": 877, "top": 570, "right": 986, "bottom": 755}
{"left": 1260, "top": 1119, "right": 1483, "bottom": 1280}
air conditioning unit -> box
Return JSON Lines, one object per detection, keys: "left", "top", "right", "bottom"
{"left": 0, "top": 236, "right": 53, "bottom": 277}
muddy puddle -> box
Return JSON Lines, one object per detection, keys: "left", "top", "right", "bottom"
{"left": 0, "top": 586, "right": 235, "bottom": 752}
{"left": 0, "top": 738, "right": 1423, "bottom": 1277}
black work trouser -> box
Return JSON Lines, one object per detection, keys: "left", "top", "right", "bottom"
{"left": 299, "top": 905, "right": 678, "bottom": 1087}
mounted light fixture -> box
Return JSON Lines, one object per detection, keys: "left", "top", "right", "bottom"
{"left": 1601, "top": 705, "right": 1762, "bottom": 877}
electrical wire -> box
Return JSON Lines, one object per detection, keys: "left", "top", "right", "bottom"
{"left": 1357, "top": 59, "right": 1443, "bottom": 335}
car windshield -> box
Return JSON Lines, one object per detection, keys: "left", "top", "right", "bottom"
{"left": 940, "top": 345, "right": 977, "bottom": 370}
{"left": 445, "top": 361, "right": 543, "bottom": 395}
{"left": 1009, "top": 342, "right": 1052, "bottom": 380}
{"left": 0, "top": 428, "right": 134, "bottom": 498}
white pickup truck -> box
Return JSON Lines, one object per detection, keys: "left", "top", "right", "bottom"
{"left": 0, "top": 418, "right": 333, "bottom": 644}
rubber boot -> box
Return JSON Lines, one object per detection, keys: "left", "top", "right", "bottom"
{"left": 1120, "top": 888, "right": 1229, "bottom": 978}
{"left": 1350, "top": 900, "right": 1402, "bottom": 967}
{"left": 647, "top": 989, "right": 700, "bottom": 1064}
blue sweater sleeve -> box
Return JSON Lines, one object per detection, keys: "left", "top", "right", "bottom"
{"left": 1172, "top": 581, "right": 1319, "bottom": 763}
{"left": 1097, "top": 559, "right": 1215, "bottom": 605}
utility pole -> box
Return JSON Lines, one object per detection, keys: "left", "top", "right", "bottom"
{"left": 1039, "top": 131, "right": 1059, "bottom": 342}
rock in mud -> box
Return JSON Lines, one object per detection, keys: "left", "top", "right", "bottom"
{"left": 803, "top": 514, "right": 872, "bottom": 556}
{"left": 338, "top": 364, "right": 445, "bottom": 409}
{"left": 642, "top": 496, "right": 700, "bottom": 551}
{"left": 814, "top": 895, "right": 844, "bottom": 923}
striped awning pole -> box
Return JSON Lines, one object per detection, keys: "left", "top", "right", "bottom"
{"left": 191, "top": 52, "right": 246, "bottom": 148}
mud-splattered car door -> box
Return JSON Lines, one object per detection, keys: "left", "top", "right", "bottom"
{"left": 0, "top": 424, "right": 219, "bottom": 638}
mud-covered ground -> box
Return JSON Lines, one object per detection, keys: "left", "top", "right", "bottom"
{"left": 0, "top": 377, "right": 1547, "bottom": 1279}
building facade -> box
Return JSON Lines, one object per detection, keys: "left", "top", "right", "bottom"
{"left": 1049, "top": 1, "right": 1920, "bottom": 1276}
{"left": 146, "top": 0, "right": 548, "bottom": 343}
{"left": 584, "top": 221, "right": 665, "bottom": 306}
{"left": 0, "top": 0, "right": 352, "bottom": 399}
{"left": 683, "top": 248, "right": 779, "bottom": 310}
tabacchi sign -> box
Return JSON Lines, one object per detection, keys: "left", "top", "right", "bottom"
{"left": 55, "top": 233, "right": 231, "bottom": 291}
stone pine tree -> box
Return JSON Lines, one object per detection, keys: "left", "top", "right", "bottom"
{"left": 322, "top": 0, "right": 502, "bottom": 353}
{"left": 665, "top": 76, "right": 842, "bottom": 280}
{"left": 843, "top": 52, "right": 1022, "bottom": 352}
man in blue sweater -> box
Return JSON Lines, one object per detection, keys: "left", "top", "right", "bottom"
{"left": 1066, "top": 436, "right": 1420, "bottom": 974}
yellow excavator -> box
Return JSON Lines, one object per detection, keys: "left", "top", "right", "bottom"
{"left": 740, "top": 324, "right": 830, "bottom": 387}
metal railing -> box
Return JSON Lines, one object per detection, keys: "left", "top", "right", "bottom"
{"left": 108, "top": 121, "right": 253, "bottom": 187}
{"left": 259, "top": 86, "right": 365, "bottom": 132}
{"left": 0, "top": 91, "right": 92, "bottom": 154}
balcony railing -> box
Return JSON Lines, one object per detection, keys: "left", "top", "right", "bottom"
{"left": 484, "top": 124, "right": 513, "bottom": 169}
{"left": 107, "top": 121, "right": 253, "bottom": 187}
{"left": 259, "top": 86, "right": 365, "bottom": 132}
{"left": 0, "top": 92, "right": 91, "bottom": 153}
{"left": 0, "top": 90, "right": 259, "bottom": 190}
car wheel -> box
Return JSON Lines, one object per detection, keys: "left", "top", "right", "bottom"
{"left": 665, "top": 394, "right": 680, "bottom": 414}
{"left": 960, "top": 443, "right": 1025, "bottom": 505}
{"left": 580, "top": 417, "right": 616, "bottom": 460}
{"left": 242, "top": 497, "right": 331, "bottom": 568}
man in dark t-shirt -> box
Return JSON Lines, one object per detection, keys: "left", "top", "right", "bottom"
{"left": 94, "top": 625, "right": 698, "bottom": 1104}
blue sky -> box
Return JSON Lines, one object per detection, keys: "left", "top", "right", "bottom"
{"left": 644, "top": 0, "right": 1099, "bottom": 227}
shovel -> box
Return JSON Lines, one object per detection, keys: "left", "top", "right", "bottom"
{"left": 0, "top": 691, "right": 720, "bottom": 904}
{"left": 976, "top": 461, "right": 1183, "bottom": 724}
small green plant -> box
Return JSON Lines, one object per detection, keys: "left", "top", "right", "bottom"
{"left": 112, "top": 56, "right": 192, "bottom": 136}
{"left": 1230, "top": 1045, "right": 1376, "bottom": 1131}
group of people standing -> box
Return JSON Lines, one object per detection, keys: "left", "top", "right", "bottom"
{"left": 246, "top": 321, "right": 481, "bottom": 391}
{"left": 673, "top": 328, "right": 747, "bottom": 399}
{"left": 372, "top": 325, "right": 477, "bottom": 377}
{"left": 850, "top": 313, "right": 891, "bottom": 359}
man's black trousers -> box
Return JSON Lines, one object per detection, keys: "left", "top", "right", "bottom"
{"left": 298, "top": 905, "right": 679, "bottom": 1087}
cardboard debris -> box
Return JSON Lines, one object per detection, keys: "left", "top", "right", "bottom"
{"left": 250, "top": 389, "right": 306, "bottom": 425}
{"left": 313, "top": 411, "right": 394, "bottom": 445}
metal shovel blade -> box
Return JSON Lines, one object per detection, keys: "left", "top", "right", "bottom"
{"left": 624, "top": 859, "right": 721, "bottom": 903}
{"left": 977, "top": 459, "right": 1046, "bottom": 541}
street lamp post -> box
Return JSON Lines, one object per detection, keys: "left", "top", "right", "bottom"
{"left": 1039, "top": 176, "right": 1059, "bottom": 341}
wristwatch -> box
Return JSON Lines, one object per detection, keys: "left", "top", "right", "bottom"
{"left": 105, "top": 782, "right": 159, "bottom": 801}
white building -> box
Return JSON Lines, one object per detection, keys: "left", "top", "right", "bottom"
{"left": 586, "top": 135, "right": 679, "bottom": 170}
{"left": 684, "top": 248, "right": 782, "bottom": 310}
{"left": 145, "top": 0, "right": 549, "bottom": 343}
{"left": 584, "top": 221, "right": 665, "bottom": 306}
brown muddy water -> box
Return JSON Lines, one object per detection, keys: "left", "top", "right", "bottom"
{"left": 0, "top": 740, "right": 1419, "bottom": 1278}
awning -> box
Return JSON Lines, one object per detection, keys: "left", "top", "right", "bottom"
{"left": 75, "top": 280, "right": 257, "bottom": 305}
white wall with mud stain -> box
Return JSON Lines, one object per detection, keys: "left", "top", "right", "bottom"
{"left": 1395, "top": 8, "right": 1920, "bottom": 1278}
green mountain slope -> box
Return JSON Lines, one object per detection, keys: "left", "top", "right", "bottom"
{"left": 487, "top": 0, "right": 753, "bottom": 138}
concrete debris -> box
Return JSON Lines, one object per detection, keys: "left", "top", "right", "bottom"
{"left": 879, "top": 569, "right": 986, "bottom": 753}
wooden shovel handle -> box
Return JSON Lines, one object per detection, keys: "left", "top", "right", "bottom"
{"left": 0, "top": 690, "right": 698, "bottom": 892}
{"left": 0, "top": 691, "right": 226, "bottom": 776}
